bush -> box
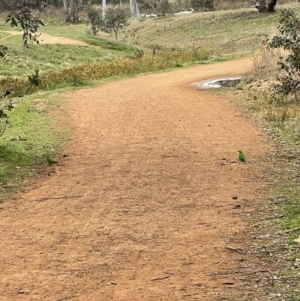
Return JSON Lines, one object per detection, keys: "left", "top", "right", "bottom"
{"left": 5, "top": 7, "right": 45, "bottom": 47}
{"left": 87, "top": 6, "right": 130, "bottom": 40}
{"left": 0, "top": 45, "right": 8, "bottom": 58}
{"left": 87, "top": 7, "right": 101, "bottom": 36}
{"left": 268, "top": 9, "right": 300, "bottom": 98}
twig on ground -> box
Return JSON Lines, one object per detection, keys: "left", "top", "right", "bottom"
{"left": 35, "top": 195, "right": 83, "bottom": 202}
{"left": 225, "top": 246, "right": 245, "bottom": 254}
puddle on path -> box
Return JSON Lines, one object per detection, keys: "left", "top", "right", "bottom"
{"left": 192, "top": 76, "right": 242, "bottom": 89}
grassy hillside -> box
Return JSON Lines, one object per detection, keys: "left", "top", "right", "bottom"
{"left": 1, "top": 3, "right": 299, "bottom": 80}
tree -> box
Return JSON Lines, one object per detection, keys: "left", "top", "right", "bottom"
{"left": 268, "top": 9, "right": 300, "bottom": 98}
{"left": 87, "top": 6, "right": 130, "bottom": 40}
{"left": 253, "top": 0, "right": 277, "bottom": 13}
{"left": 63, "top": 0, "right": 80, "bottom": 23}
{"left": 5, "top": 7, "right": 45, "bottom": 47}
{"left": 0, "top": 7, "right": 43, "bottom": 136}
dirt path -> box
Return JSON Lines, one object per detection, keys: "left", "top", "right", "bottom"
{"left": 0, "top": 30, "right": 89, "bottom": 46}
{"left": 0, "top": 58, "right": 273, "bottom": 300}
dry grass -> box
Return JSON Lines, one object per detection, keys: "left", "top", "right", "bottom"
{"left": 248, "top": 90, "right": 300, "bottom": 123}
{"left": 251, "top": 43, "right": 284, "bottom": 78}
{"left": 214, "top": 0, "right": 295, "bottom": 11}
{"left": 240, "top": 41, "right": 300, "bottom": 129}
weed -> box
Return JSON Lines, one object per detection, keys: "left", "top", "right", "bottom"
{"left": 269, "top": 9, "right": 300, "bottom": 98}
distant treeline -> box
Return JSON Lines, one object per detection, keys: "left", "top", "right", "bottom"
{"left": 0, "top": 0, "right": 296, "bottom": 10}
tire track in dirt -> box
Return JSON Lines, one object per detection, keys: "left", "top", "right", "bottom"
{"left": 0, "top": 58, "right": 273, "bottom": 300}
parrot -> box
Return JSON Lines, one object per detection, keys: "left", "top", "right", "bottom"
{"left": 45, "top": 155, "right": 59, "bottom": 165}
{"left": 238, "top": 150, "right": 247, "bottom": 162}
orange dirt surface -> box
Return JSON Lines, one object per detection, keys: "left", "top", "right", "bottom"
{"left": 0, "top": 58, "right": 274, "bottom": 300}
{"left": 0, "top": 30, "right": 89, "bottom": 46}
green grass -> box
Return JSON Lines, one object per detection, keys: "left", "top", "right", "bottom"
{"left": 120, "top": 8, "right": 281, "bottom": 53}
{"left": 0, "top": 33, "right": 132, "bottom": 79}
{"left": 214, "top": 36, "right": 300, "bottom": 299}
{"left": 0, "top": 93, "right": 68, "bottom": 202}
{"left": 41, "top": 22, "right": 137, "bottom": 51}
{"left": 0, "top": 31, "right": 10, "bottom": 39}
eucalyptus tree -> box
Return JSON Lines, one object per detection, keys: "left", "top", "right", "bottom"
{"left": 63, "top": 0, "right": 80, "bottom": 22}
{"left": 253, "top": 0, "right": 277, "bottom": 12}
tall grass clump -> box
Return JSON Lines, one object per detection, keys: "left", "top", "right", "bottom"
{"left": 251, "top": 43, "right": 284, "bottom": 78}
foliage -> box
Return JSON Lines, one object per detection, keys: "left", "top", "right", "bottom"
{"left": 268, "top": 9, "right": 300, "bottom": 98}
{"left": 28, "top": 70, "right": 41, "bottom": 86}
{"left": 87, "top": 7, "right": 101, "bottom": 36}
{"left": 0, "top": 45, "right": 8, "bottom": 58}
{"left": 253, "top": 0, "right": 277, "bottom": 13}
{"left": 0, "top": 91, "right": 13, "bottom": 137}
{"left": 87, "top": 6, "right": 130, "bottom": 40}
{"left": 0, "top": 70, "right": 40, "bottom": 137}
{"left": 5, "top": 7, "right": 45, "bottom": 47}
{"left": 0, "top": 8, "right": 43, "bottom": 120}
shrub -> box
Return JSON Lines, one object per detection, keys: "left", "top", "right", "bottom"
{"left": 5, "top": 7, "right": 45, "bottom": 47}
{"left": 87, "top": 6, "right": 130, "bottom": 40}
{"left": 268, "top": 9, "right": 300, "bottom": 98}
{"left": 0, "top": 45, "right": 8, "bottom": 58}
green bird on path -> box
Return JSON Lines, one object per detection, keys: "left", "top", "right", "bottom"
{"left": 238, "top": 150, "right": 247, "bottom": 162}
{"left": 45, "top": 155, "right": 59, "bottom": 165}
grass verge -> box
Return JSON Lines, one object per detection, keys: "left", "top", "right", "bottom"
{"left": 0, "top": 92, "right": 69, "bottom": 203}
{"left": 213, "top": 45, "right": 300, "bottom": 300}
{"left": 0, "top": 47, "right": 216, "bottom": 96}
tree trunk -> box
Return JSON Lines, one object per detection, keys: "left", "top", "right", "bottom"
{"left": 254, "top": 0, "right": 277, "bottom": 12}
{"left": 130, "top": 0, "right": 139, "bottom": 17}
{"left": 63, "top": 0, "right": 79, "bottom": 23}
{"left": 267, "top": 0, "right": 277, "bottom": 12}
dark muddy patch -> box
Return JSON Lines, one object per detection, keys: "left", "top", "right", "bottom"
{"left": 192, "top": 76, "right": 242, "bottom": 89}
